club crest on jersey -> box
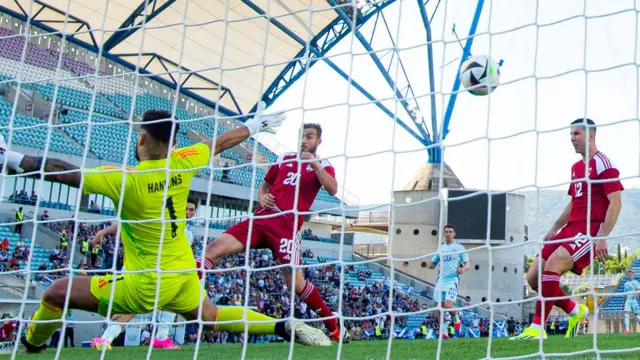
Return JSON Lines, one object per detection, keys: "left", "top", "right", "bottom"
{"left": 306, "top": 164, "right": 313, "bottom": 172}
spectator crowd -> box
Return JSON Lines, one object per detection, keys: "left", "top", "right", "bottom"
{"left": 2, "top": 219, "right": 507, "bottom": 345}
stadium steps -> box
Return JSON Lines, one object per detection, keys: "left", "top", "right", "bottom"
{"left": 54, "top": 119, "right": 100, "bottom": 159}
{"left": 0, "top": 97, "right": 84, "bottom": 156}
{"left": 0, "top": 273, "right": 37, "bottom": 300}
{"left": 57, "top": 55, "right": 132, "bottom": 122}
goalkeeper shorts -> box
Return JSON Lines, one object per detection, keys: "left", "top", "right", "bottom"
{"left": 90, "top": 272, "right": 204, "bottom": 317}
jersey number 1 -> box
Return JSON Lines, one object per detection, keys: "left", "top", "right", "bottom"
{"left": 165, "top": 196, "right": 178, "bottom": 238}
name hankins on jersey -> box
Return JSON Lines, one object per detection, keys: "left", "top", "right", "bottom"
{"left": 259, "top": 152, "right": 335, "bottom": 219}
{"left": 567, "top": 151, "right": 623, "bottom": 223}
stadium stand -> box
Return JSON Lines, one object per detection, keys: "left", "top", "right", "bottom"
{"left": 58, "top": 109, "right": 136, "bottom": 165}
{"left": 0, "top": 226, "right": 50, "bottom": 272}
{"left": 600, "top": 259, "right": 640, "bottom": 317}
{"left": 1, "top": 211, "right": 498, "bottom": 342}
{"left": 0, "top": 98, "right": 83, "bottom": 156}
{"left": 0, "top": 27, "right": 341, "bottom": 209}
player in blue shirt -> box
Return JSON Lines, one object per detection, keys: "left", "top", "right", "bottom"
{"left": 427, "top": 224, "right": 470, "bottom": 337}
{"left": 623, "top": 270, "right": 640, "bottom": 333}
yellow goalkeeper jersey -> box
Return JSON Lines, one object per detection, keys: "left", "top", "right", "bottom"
{"left": 82, "top": 143, "right": 210, "bottom": 272}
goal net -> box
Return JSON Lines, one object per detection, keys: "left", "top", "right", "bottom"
{"left": 0, "top": 0, "right": 637, "bottom": 359}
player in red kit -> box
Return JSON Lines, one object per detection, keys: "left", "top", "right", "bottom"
{"left": 197, "top": 123, "right": 343, "bottom": 341}
{"left": 512, "top": 118, "right": 623, "bottom": 340}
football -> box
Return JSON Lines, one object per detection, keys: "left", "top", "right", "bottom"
{"left": 459, "top": 55, "right": 500, "bottom": 96}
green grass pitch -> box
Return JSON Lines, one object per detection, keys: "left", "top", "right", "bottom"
{"left": 4, "top": 334, "right": 640, "bottom": 360}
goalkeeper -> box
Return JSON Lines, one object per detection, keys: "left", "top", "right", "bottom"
{"left": 90, "top": 197, "right": 199, "bottom": 350}
{"left": 1, "top": 105, "right": 331, "bottom": 353}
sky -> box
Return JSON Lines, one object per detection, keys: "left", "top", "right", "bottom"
{"left": 256, "top": 0, "right": 640, "bottom": 208}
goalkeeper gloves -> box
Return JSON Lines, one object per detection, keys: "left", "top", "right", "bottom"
{"left": 243, "top": 101, "right": 286, "bottom": 136}
{"left": 0, "top": 135, "right": 25, "bottom": 173}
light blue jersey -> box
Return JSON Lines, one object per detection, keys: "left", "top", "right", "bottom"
{"left": 432, "top": 242, "right": 469, "bottom": 292}
{"left": 624, "top": 280, "right": 640, "bottom": 296}
{"left": 624, "top": 279, "right": 640, "bottom": 313}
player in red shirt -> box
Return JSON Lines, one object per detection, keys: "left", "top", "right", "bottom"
{"left": 512, "top": 118, "right": 623, "bottom": 340}
{"left": 197, "top": 123, "right": 342, "bottom": 341}
{"left": 0, "top": 319, "right": 16, "bottom": 341}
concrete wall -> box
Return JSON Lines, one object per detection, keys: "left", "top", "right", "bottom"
{"left": 461, "top": 193, "right": 526, "bottom": 318}
{"left": 0, "top": 200, "right": 116, "bottom": 223}
{"left": 303, "top": 222, "right": 333, "bottom": 238}
{"left": 389, "top": 190, "right": 443, "bottom": 284}
{"left": 301, "top": 240, "right": 353, "bottom": 260}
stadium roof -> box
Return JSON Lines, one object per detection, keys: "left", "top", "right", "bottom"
{"left": 1, "top": 0, "right": 394, "bottom": 118}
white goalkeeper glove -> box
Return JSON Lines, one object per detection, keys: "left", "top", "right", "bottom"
{"left": 0, "top": 135, "right": 25, "bottom": 174}
{"left": 243, "top": 101, "right": 286, "bottom": 136}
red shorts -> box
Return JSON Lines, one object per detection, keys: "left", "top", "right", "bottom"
{"left": 541, "top": 221, "right": 603, "bottom": 275}
{"left": 225, "top": 212, "right": 302, "bottom": 265}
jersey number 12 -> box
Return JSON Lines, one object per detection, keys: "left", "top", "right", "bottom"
{"left": 574, "top": 182, "right": 583, "bottom": 197}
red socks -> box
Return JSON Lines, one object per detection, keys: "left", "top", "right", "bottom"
{"left": 298, "top": 282, "right": 337, "bottom": 333}
{"left": 196, "top": 257, "right": 213, "bottom": 279}
{"left": 532, "top": 271, "right": 575, "bottom": 325}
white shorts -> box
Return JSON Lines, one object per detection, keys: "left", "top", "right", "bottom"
{"left": 434, "top": 285, "right": 458, "bottom": 303}
{"left": 625, "top": 299, "right": 640, "bottom": 313}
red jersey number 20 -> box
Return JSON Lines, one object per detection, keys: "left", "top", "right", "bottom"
{"left": 282, "top": 172, "right": 299, "bottom": 186}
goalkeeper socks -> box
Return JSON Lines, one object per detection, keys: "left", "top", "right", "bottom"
{"left": 102, "top": 324, "right": 123, "bottom": 343}
{"left": 297, "top": 282, "right": 338, "bottom": 333}
{"left": 214, "top": 307, "right": 277, "bottom": 335}
{"left": 26, "top": 299, "right": 63, "bottom": 347}
{"left": 532, "top": 271, "right": 562, "bottom": 326}
{"left": 155, "top": 311, "right": 177, "bottom": 341}
{"left": 625, "top": 313, "right": 631, "bottom": 331}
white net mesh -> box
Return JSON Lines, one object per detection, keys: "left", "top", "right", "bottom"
{"left": 0, "top": 0, "right": 639, "bottom": 359}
